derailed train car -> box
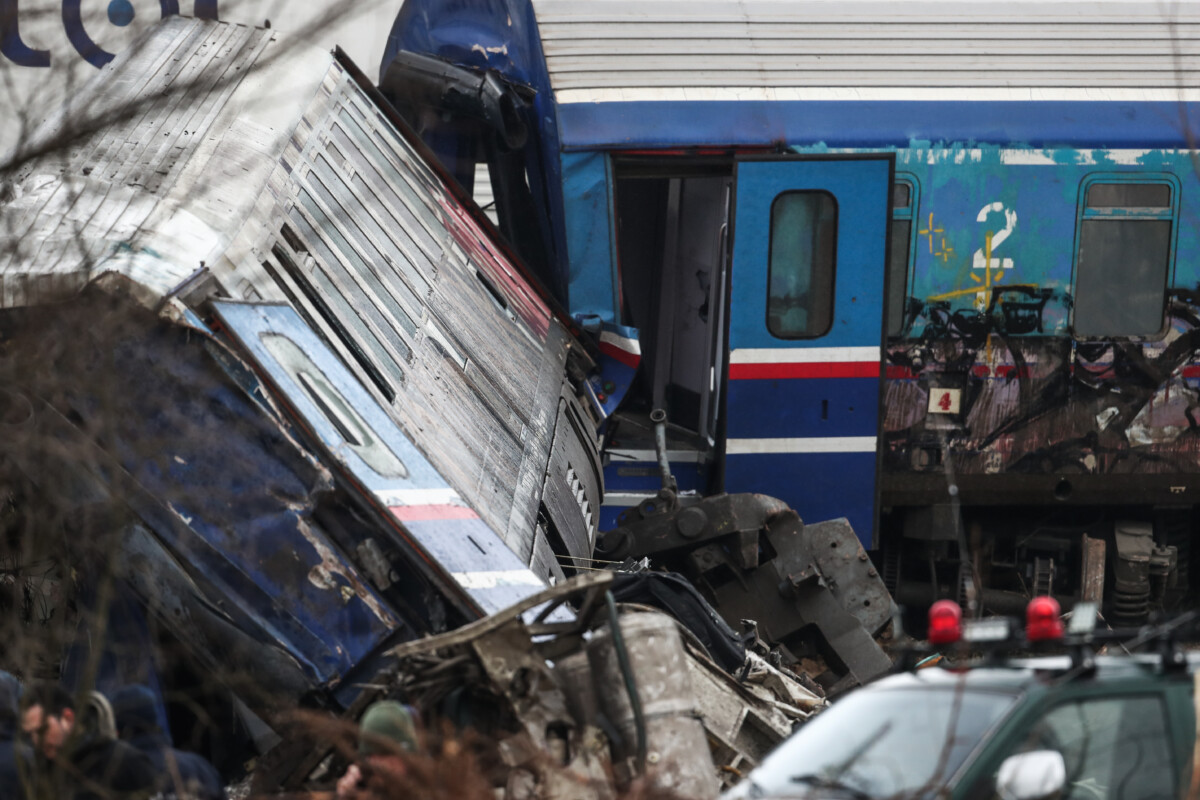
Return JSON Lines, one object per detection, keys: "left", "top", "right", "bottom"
{"left": 0, "top": 16, "right": 876, "bottom": 791}
{"left": 0, "top": 14, "right": 602, "bottom": 773}
{"left": 380, "top": 0, "right": 1200, "bottom": 623}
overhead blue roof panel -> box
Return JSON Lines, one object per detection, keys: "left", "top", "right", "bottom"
{"left": 555, "top": 101, "right": 1200, "bottom": 151}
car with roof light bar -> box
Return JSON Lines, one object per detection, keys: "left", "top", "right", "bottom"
{"left": 722, "top": 606, "right": 1200, "bottom": 800}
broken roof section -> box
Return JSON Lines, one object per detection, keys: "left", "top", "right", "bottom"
{"left": 0, "top": 15, "right": 598, "bottom": 714}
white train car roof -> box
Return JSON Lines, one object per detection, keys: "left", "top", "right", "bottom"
{"left": 535, "top": 0, "right": 1200, "bottom": 101}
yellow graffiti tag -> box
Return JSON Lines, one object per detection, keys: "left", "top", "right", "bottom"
{"left": 919, "top": 213, "right": 944, "bottom": 254}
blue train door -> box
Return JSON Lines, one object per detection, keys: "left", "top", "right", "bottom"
{"left": 725, "top": 155, "right": 893, "bottom": 546}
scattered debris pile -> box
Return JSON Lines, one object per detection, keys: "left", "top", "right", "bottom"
{"left": 269, "top": 572, "right": 822, "bottom": 799}
{"left": 599, "top": 491, "right": 894, "bottom": 693}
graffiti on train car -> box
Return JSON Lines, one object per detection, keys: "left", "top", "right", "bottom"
{"left": 874, "top": 145, "right": 1200, "bottom": 488}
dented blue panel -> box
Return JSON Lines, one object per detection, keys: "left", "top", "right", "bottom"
{"left": 212, "top": 302, "right": 554, "bottom": 618}
{"left": 70, "top": 317, "right": 401, "bottom": 685}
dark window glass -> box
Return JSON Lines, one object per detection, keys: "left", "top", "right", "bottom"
{"left": 744, "top": 687, "right": 1015, "bottom": 800}
{"left": 1074, "top": 180, "right": 1174, "bottom": 338}
{"left": 767, "top": 191, "right": 837, "bottom": 338}
{"left": 1074, "top": 223, "right": 1171, "bottom": 338}
{"left": 886, "top": 219, "right": 913, "bottom": 335}
{"left": 1087, "top": 183, "right": 1171, "bottom": 210}
{"left": 984, "top": 695, "right": 1174, "bottom": 800}
{"left": 892, "top": 182, "right": 911, "bottom": 209}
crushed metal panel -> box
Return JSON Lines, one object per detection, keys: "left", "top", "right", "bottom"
{"left": 212, "top": 301, "right": 557, "bottom": 617}
{"left": 0, "top": 15, "right": 598, "bottom": 581}
{"left": 0, "top": 17, "right": 319, "bottom": 307}
{"left": 253, "top": 60, "right": 582, "bottom": 570}
{"left": 0, "top": 294, "right": 403, "bottom": 689}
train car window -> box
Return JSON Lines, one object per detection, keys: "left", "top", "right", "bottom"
{"left": 767, "top": 190, "right": 837, "bottom": 338}
{"left": 1073, "top": 178, "right": 1177, "bottom": 338}
{"left": 886, "top": 176, "right": 918, "bottom": 336}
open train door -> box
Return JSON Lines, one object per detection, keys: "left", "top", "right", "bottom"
{"left": 725, "top": 155, "right": 894, "bottom": 547}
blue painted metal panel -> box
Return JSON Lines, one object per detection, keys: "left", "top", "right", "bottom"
{"left": 382, "top": 0, "right": 570, "bottom": 302}
{"left": 556, "top": 101, "right": 1200, "bottom": 151}
{"left": 851, "top": 150, "right": 1200, "bottom": 338}
{"left": 74, "top": 319, "right": 401, "bottom": 684}
{"left": 726, "top": 157, "right": 891, "bottom": 547}
{"left": 562, "top": 151, "right": 618, "bottom": 322}
{"left": 729, "top": 158, "right": 891, "bottom": 352}
{"left": 726, "top": 378, "right": 882, "bottom": 439}
{"left": 727, "top": 452, "right": 877, "bottom": 537}
{"left": 212, "top": 302, "right": 557, "bottom": 619}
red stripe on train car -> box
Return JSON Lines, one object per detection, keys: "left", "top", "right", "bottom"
{"left": 599, "top": 341, "right": 642, "bottom": 368}
{"left": 390, "top": 505, "right": 481, "bottom": 521}
{"left": 730, "top": 362, "right": 881, "bottom": 380}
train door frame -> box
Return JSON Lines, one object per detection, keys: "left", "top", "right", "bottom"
{"left": 724, "top": 153, "right": 896, "bottom": 546}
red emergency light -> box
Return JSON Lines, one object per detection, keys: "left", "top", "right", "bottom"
{"left": 1025, "top": 596, "right": 1063, "bottom": 642}
{"left": 927, "top": 599, "right": 963, "bottom": 645}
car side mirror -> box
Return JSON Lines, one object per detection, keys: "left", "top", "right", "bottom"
{"left": 996, "top": 750, "right": 1067, "bottom": 800}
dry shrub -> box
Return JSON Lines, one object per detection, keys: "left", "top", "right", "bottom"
{"left": 279, "top": 710, "right": 691, "bottom": 800}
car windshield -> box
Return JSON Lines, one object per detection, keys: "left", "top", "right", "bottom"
{"left": 732, "top": 684, "right": 1017, "bottom": 799}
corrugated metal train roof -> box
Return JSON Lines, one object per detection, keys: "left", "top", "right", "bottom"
{"left": 531, "top": 0, "right": 1200, "bottom": 102}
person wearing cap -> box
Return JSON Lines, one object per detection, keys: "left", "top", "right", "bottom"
{"left": 335, "top": 700, "right": 418, "bottom": 800}
{"left": 110, "top": 684, "right": 226, "bottom": 800}
{"left": 0, "top": 671, "right": 33, "bottom": 798}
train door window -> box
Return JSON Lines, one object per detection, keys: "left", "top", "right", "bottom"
{"left": 767, "top": 191, "right": 837, "bottom": 338}
{"left": 1072, "top": 178, "right": 1177, "bottom": 338}
{"left": 886, "top": 177, "right": 917, "bottom": 336}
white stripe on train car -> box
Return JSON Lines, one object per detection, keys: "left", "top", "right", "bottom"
{"left": 556, "top": 87, "right": 1200, "bottom": 104}
{"left": 451, "top": 570, "right": 547, "bottom": 589}
{"left": 726, "top": 436, "right": 878, "bottom": 454}
{"left": 730, "top": 347, "right": 880, "bottom": 364}
{"left": 376, "top": 487, "right": 463, "bottom": 506}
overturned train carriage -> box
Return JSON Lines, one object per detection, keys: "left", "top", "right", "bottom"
{"left": 0, "top": 16, "right": 879, "bottom": 791}
{"left": 382, "top": 0, "right": 1200, "bottom": 624}
{"left": 0, "top": 14, "right": 602, "bottom": 772}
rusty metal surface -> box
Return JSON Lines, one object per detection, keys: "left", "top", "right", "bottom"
{"left": 599, "top": 493, "right": 894, "bottom": 690}
{"left": 883, "top": 323, "right": 1200, "bottom": 507}
{"left": 1081, "top": 536, "right": 1107, "bottom": 604}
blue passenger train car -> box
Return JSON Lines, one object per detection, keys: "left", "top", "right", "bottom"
{"left": 381, "top": 0, "right": 1200, "bottom": 617}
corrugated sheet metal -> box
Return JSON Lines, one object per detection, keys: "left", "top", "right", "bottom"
{"left": 0, "top": 17, "right": 291, "bottom": 305}
{"left": 531, "top": 0, "right": 1200, "bottom": 101}
{"left": 0, "top": 16, "right": 592, "bottom": 576}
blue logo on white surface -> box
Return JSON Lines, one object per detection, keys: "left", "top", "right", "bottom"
{"left": 1, "top": 0, "right": 219, "bottom": 68}
{"left": 108, "top": 0, "right": 135, "bottom": 26}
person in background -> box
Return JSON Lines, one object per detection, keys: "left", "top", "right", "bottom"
{"left": 0, "top": 671, "right": 32, "bottom": 798}
{"left": 110, "top": 684, "right": 226, "bottom": 800}
{"left": 20, "top": 681, "right": 158, "bottom": 800}
{"left": 335, "top": 700, "right": 418, "bottom": 800}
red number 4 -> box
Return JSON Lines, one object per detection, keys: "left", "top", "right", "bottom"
{"left": 938, "top": 392, "right": 953, "bottom": 411}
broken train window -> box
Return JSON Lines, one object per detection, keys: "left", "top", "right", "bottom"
{"left": 1071, "top": 177, "right": 1177, "bottom": 339}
